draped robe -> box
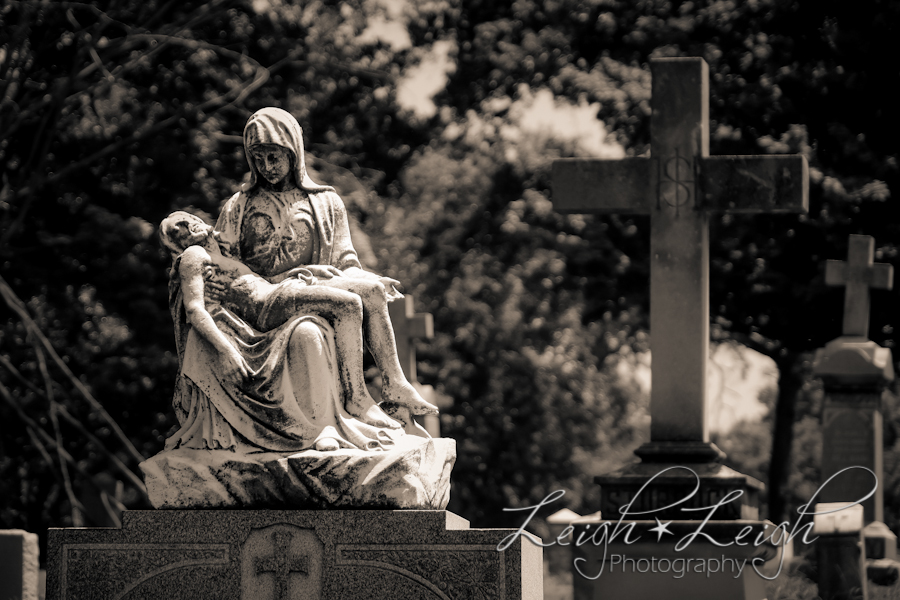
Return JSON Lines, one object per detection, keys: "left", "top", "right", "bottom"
{"left": 163, "top": 186, "right": 397, "bottom": 453}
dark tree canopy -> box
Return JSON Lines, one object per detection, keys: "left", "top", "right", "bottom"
{"left": 1, "top": 0, "right": 899, "bottom": 546}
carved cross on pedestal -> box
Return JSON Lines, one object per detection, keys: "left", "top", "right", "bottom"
{"left": 553, "top": 57, "right": 808, "bottom": 461}
{"left": 255, "top": 531, "right": 308, "bottom": 600}
{"left": 825, "top": 234, "right": 894, "bottom": 337}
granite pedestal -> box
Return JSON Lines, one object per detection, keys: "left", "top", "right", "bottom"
{"left": 47, "top": 510, "right": 541, "bottom": 600}
{"left": 0, "top": 529, "right": 40, "bottom": 600}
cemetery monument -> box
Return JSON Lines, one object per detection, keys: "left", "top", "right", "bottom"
{"left": 46, "top": 107, "right": 542, "bottom": 599}
{"left": 553, "top": 57, "right": 808, "bottom": 600}
{"left": 813, "top": 234, "right": 897, "bottom": 584}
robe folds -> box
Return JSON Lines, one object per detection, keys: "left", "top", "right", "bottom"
{"left": 162, "top": 187, "right": 397, "bottom": 453}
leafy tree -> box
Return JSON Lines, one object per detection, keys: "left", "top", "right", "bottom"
{"left": 3, "top": 0, "right": 900, "bottom": 546}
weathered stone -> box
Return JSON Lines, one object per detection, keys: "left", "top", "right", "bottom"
{"left": 867, "top": 558, "right": 899, "bottom": 586}
{"left": 819, "top": 398, "right": 882, "bottom": 522}
{"left": 553, "top": 56, "right": 808, "bottom": 457}
{"left": 814, "top": 337, "right": 894, "bottom": 386}
{"left": 814, "top": 237, "right": 896, "bottom": 565}
{"left": 0, "top": 529, "right": 40, "bottom": 600}
{"left": 864, "top": 522, "right": 897, "bottom": 561}
{"left": 46, "top": 510, "right": 542, "bottom": 600}
{"left": 389, "top": 294, "right": 442, "bottom": 437}
{"left": 140, "top": 435, "right": 455, "bottom": 510}
{"left": 552, "top": 56, "right": 808, "bottom": 600}
{"left": 823, "top": 234, "right": 893, "bottom": 338}
{"left": 546, "top": 508, "right": 580, "bottom": 575}
{"left": 814, "top": 503, "right": 868, "bottom": 600}
{"left": 596, "top": 462, "right": 763, "bottom": 521}
{"left": 152, "top": 107, "right": 452, "bottom": 508}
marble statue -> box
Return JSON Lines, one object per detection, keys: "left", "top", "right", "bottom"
{"left": 139, "top": 108, "right": 454, "bottom": 510}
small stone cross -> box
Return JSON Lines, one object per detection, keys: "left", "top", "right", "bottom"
{"left": 255, "top": 531, "right": 308, "bottom": 600}
{"left": 825, "top": 234, "right": 893, "bottom": 337}
{"left": 389, "top": 295, "right": 434, "bottom": 382}
{"left": 553, "top": 58, "right": 808, "bottom": 460}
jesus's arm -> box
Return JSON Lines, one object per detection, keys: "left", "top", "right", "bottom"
{"left": 179, "top": 246, "right": 251, "bottom": 382}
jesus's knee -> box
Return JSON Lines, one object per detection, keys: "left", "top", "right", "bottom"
{"left": 355, "top": 280, "right": 387, "bottom": 309}
{"left": 329, "top": 288, "right": 363, "bottom": 322}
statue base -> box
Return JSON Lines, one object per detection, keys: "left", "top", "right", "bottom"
{"left": 140, "top": 435, "right": 455, "bottom": 510}
{"left": 47, "top": 509, "right": 542, "bottom": 600}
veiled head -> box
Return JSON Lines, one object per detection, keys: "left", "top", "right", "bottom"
{"left": 243, "top": 107, "right": 329, "bottom": 192}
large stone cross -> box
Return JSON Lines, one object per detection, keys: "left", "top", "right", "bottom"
{"left": 825, "top": 234, "right": 893, "bottom": 337}
{"left": 553, "top": 57, "right": 808, "bottom": 460}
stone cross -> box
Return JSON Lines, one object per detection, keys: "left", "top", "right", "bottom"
{"left": 255, "top": 531, "right": 308, "bottom": 600}
{"left": 553, "top": 57, "right": 808, "bottom": 460}
{"left": 389, "top": 295, "right": 439, "bottom": 436}
{"left": 389, "top": 295, "right": 434, "bottom": 382}
{"left": 825, "top": 234, "right": 893, "bottom": 337}
{"left": 815, "top": 235, "right": 896, "bottom": 562}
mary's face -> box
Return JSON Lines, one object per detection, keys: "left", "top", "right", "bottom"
{"left": 250, "top": 144, "right": 292, "bottom": 186}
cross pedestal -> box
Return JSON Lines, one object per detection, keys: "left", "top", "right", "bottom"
{"left": 553, "top": 57, "right": 806, "bottom": 599}
{"left": 813, "top": 235, "right": 896, "bottom": 565}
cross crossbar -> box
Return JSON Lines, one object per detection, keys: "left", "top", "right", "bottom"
{"left": 552, "top": 155, "right": 807, "bottom": 215}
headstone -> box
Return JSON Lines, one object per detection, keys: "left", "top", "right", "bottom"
{"left": 813, "top": 235, "right": 896, "bottom": 565}
{"left": 552, "top": 57, "right": 808, "bottom": 599}
{"left": 814, "top": 503, "right": 868, "bottom": 600}
{"left": 50, "top": 106, "right": 539, "bottom": 600}
{"left": 47, "top": 510, "right": 542, "bottom": 600}
{"left": 0, "top": 529, "right": 40, "bottom": 600}
{"left": 389, "top": 294, "right": 443, "bottom": 437}
{"left": 546, "top": 508, "right": 580, "bottom": 575}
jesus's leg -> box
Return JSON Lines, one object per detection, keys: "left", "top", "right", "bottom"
{"left": 316, "top": 278, "right": 438, "bottom": 416}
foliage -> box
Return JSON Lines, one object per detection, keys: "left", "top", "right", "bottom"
{"left": 2, "top": 0, "right": 900, "bottom": 554}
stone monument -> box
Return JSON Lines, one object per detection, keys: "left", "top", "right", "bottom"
{"left": 389, "top": 294, "right": 443, "bottom": 437}
{"left": 553, "top": 57, "right": 808, "bottom": 599}
{"left": 47, "top": 107, "right": 541, "bottom": 599}
{"left": 813, "top": 503, "right": 868, "bottom": 600}
{"left": 813, "top": 234, "right": 897, "bottom": 576}
{"left": 0, "top": 529, "right": 40, "bottom": 600}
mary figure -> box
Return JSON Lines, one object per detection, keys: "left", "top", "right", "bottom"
{"left": 141, "top": 108, "right": 454, "bottom": 509}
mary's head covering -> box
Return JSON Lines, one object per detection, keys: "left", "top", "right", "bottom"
{"left": 242, "top": 107, "right": 333, "bottom": 193}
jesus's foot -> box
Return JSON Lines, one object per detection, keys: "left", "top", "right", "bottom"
{"left": 314, "top": 437, "right": 340, "bottom": 452}
{"left": 345, "top": 397, "right": 402, "bottom": 429}
{"left": 382, "top": 380, "right": 439, "bottom": 416}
